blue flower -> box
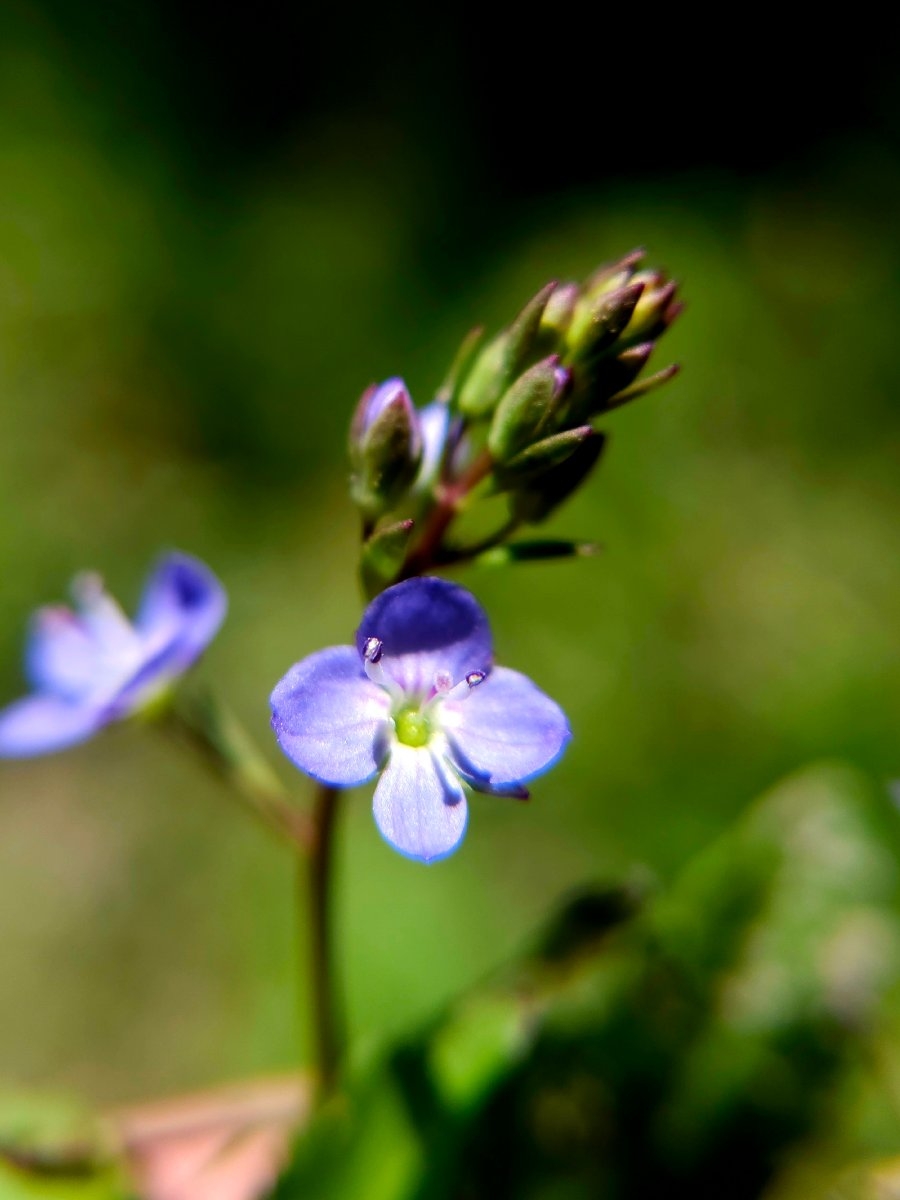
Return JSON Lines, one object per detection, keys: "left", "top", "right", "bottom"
{"left": 0, "top": 551, "right": 226, "bottom": 758}
{"left": 270, "top": 577, "right": 571, "bottom": 863}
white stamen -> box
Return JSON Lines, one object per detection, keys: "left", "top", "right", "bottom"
{"left": 441, "top": 670, "right": 486, "bottom": 704}
{"left": 362, "top": 635, "right": 403, "bottom": 702}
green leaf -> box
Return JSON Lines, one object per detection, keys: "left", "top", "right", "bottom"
{"left": 359, "top": 518, "right": 415, "bottom": 597}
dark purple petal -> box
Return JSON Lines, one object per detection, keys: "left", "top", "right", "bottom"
{"left": 25, "top": 607, "right": 98, "bottom": 698}
{"left": 442, "top": 665, "right": 571, "bottom": 787}
{"left": 372, "top": 744, "right": 468, "bottom": 863}
{"left": 271, "top": 645, "right": 390, "bottom": 787}
{"left": 355, "top": 577, "right": 492, "bottom": 697}
{"left": 135, "top": 551, "right": 227, "bottom": 668}
{"left": 0, "top": 695, "right": 103, "bottom": 758}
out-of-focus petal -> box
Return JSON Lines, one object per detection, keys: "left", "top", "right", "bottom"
{"left": 0, "top": 695, "right": 102, "bottom": 758}
{"left": 355, "top": 577, "right": 492, "bottom": 697}
{"left": 372, "top": 744, "right": 467, "bottom": 863}
{"left": 271, "top": 646, "right": 390, "bottom": 787}
{"left": 442, "top": 665, "right": 571, "bottom": 787}
{"left": 25, "top": 608, "right": 98, "bottom": 698}
{"left": 71, "top": 572, "right": 140, "bottom": 660}
{"left": 415, "top": 401, "right": 450, "bottom": 488}
{"left": 135, "top": 551, "right": 227, "bottom": 667}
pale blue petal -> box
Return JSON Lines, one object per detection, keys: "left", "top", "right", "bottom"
{"left": 0, "top": 695, "right": 103, "bottom": 758}
{"left": 271, "top": 645, "right": 391, "bottom": 786}
{"left": 372, "top": 744, "right": 468, "bottom": 863}
{"left": 135, "top": 551, "right": 227, "bottom": 669}
{"left": 415, "top": 401, "right": 450, "bottom": 488}
{"left": 442, "top": 666, "right": 571, "bottom": 788}
{"left": 355, "top": 577, "right": 492, "bottom": 697}
{"left": 25, "top": 608, "right": 98, "bottom": 698}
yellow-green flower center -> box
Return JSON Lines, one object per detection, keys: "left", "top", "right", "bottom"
{"left": 395, "top": 706, "right": 431, "bottom": 748}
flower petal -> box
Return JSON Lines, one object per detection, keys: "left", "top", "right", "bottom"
{"left": 270, "top": 645, "right": 390, "bottom": 786}
{"left": 25, "top": 607, "right": 99, "bottom": 698}
{"left": 355, "top": 577, "right": 492, "bottom": 696}
{"left": 135, "top": 551, "right": 227, "bottom": 668}
{"left": 0, "top": 694, "right": 103, "bottom": 758}
{"left": 372, "top": 744, "right": 467, "bottom": 863}
{"left": 415, "top": 401, "right": 450, "bottom": 488}
{"left": 442, "top": 665, "right": 571, "bottom": 788}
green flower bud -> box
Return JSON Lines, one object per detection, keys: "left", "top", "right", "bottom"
{"left": 349, "top": 379, "right": 423, "bottom": 520}
{"left": 497, "top": 423, "right": 594, "bottom": 484}
{"left": 539, "top": 282, "right": 580, "bottom": 339}
{"left": 620, "top": 272, "right": 680, "bottom": 343}
{"left": 566, "top": 281, "right": 645, "bottom": 359}
{"left": 487, "top": 357, "right": 572, "bottom": 463}
{"left": 511, "top": 430, "right": 607, "bottom": 524}
{"left": 457, "top": 282, "right": 557, "bottom": 418}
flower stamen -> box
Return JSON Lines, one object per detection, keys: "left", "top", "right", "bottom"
{"left": 362, "top": 635, "right": 404, "bottom": 703}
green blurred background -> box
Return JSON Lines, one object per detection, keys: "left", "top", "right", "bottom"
{"left": 0, "top": 1, "right": 899, "bottom": 1110}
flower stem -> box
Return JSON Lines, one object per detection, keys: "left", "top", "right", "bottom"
{"left": 401, "top": 448, "right": 495, "bottom": 578}
{"left": 307, "top": 783, "right": 342, "bottom": 1096}
{"left": 161, "top": 691, "right": 313, "bottom": 854}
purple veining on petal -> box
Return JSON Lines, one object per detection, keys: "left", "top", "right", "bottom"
{"left": 372, "top": 743, "right": 468, "bottom": 863}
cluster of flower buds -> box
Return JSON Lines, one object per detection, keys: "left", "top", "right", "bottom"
{"left": 349, "top": 250, "right": 682, "bottom": 595}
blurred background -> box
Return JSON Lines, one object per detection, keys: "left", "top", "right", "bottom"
{"left": 1, "top": 0, "right": 899, "bottom": 1118}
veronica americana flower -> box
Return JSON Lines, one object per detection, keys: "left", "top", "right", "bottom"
{"left": 0, "top": 552, "right": 226, "bottom": 758}
{"left": 270, "top": 577, "right": 570, "bottom": 863}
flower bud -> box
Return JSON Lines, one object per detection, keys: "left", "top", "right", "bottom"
{"left": 583, "top": 248, "right": 646, "bottom": 300}
{"left": 539, "top": 282, "right": 580, "bottom": 339}
{"left": 349, "top": 378, "right": 423, "bottom": 519}
{"left": 621, "top": 272, "right": 680, "bottom": 342}
{"left": 512, "top": 430, "right": 607, "bottom": 524}
{"left": 566, "top": 282, "right": 645, "bottom": 359}
{"left": 457, "top": 282, "right": 557, "bottom": 418}
{"left": 497, "top": 423, "right": 594, "bottom": 484}
{"left": 488, "top": 356, "right": 572, "bottom": 463}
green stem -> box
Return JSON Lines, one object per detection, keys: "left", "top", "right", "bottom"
{"left": 161, "top": 691, "right": 313, "bottom": 854}
{"left": 307, "top": 783, "right": 342, "bottom": 1096}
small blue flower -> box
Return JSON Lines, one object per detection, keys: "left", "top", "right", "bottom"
{"left": 0, "top": 551, "right": 226, "bottom": 758}
{"left": 270, "top": 577, "right": 571, "bottom": 863}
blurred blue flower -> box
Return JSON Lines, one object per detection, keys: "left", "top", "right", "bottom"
{"left": 415, "top": 399, "right": 451, "bottom": 487}
{"left": 270, "top": 577, "right": 570, "bottom": 863}
{"left": 0, "top": 552, "right": 226, "bottom": 758}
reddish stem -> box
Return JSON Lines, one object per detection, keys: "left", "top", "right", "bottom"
{"left": 401, "top": 449, "right": 494, "bottom": 578}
